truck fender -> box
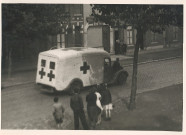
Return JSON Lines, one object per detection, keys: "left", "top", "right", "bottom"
{"left": 67, "top": 78, "right": 83, "bottom": 92}
{"left": 113, "top": 69, "right": 128, "bottom": 84}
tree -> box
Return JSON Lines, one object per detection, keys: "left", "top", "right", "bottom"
{"left": 2, "top": 4, "right": 69, "bottom": 38}
{"left": 2, "top": 4, "right": 70, "bottom": 76}
{"left": 91, "top": 4, "right": 183, "bottom": 110}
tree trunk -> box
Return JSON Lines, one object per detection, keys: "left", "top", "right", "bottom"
{"left": 129, "top": 27, "right": 143, "bottom": 110}
{"left": 8, "top": 48, "right": 12, "bottom": 78}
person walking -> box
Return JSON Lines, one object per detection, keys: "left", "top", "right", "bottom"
{"left": 115, "top": 40, "right": 120, "bottom": 55}
{"left": 112, "top": 58, "right": 123, "bottom": 73}
{"left": 101, "top": 83, "right": 113, "bottom": 120}
{"left": 121, "top": 43, "right": 127, "bottom": 55}
{"left": 53, "top": 97, "right": 65, "bottom": 128}
{"left": 70, "top": 88, "right": 89, "bottom": 130}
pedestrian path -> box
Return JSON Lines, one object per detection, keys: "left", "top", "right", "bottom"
{"left": 3, "top": 84, "right": 182, "bottom": 130}
{"left": 94, "top": 84, "right": 182, "bottom": 131}
{"left": 111, "top": 54, "right": 133, "bottom": 61}
{"left": 1, "top": 70, "right": 36, "bottom": 89}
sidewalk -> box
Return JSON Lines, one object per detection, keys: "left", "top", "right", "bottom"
{"left": 102, "top": 84, "right": 183, "bottom": 131}
{"left": 5, "top": 84, "right": 182, "bottom": 130}
{"left": 1, "top": 45, "right": 182, "bottom": 89}
{"left": 67, "top": 84, "right": 183, "bottom": 130}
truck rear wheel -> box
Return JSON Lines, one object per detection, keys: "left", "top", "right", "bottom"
{"left": 69, "top": 81, "right": 83, "bottom": 95}
{"left": 117, "top": 72, "right": 128, "bottom": 85}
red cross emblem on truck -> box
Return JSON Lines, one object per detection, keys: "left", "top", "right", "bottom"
{"left": 47, "top": 70, "right": 55, "bottom": 81}
{"left": 39, "top": 68, "right": 46, "bottom": 79}
{"left": 80, "top": 62, "right": 90, "bottom": 74}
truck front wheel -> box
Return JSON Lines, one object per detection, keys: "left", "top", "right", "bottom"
{"left": 117, "top": 72, "right": 128, "bottom": 85}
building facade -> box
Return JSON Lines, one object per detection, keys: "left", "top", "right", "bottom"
{"left": 54, "top": 4, "right": 183, "bottom": 54}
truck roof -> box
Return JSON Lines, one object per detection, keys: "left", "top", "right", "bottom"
{"left": 39, "top": 47, "right": 110, "bottom": 59}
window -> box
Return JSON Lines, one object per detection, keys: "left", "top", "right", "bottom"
{"left": 104, "top": 58, "right": 111, "bottom": 67}
{"left": 41, "top": 59, "right": 46, "bottom": 67}
{"left": 50, "top": 62, "right": 55, "bottom": 70}
{"left": 127, "top": 26, "right": 133, "bottom": 45}
{"left": 75, "top": 26, "right": 81, "bottom": 32}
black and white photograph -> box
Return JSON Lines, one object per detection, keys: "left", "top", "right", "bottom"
{"left": 1, "top": 0, "right": 184, "bottom": 133}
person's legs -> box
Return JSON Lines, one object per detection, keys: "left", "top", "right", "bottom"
{"left": 102, "top": 105, "right": 106, "bottom": 119}
{"left": 108, "top": 103, "right": 113, "bottom": 120}
{"left": 87, "top": 107, "right": 93, "bottom": 129}
{"left": 96, "top": 112, "right": 102, "bottom": 125}
{"left": 55, "top": 118, "right": 61, "bottom": 128}
{"left": 74, "top": 111, "right": 79, "bottom": 130}
{"left": 96, "top": 107, "right": 102, "bottom": 125}
{"left": 59, "top": 118, "right": 63, "bottom": 127}
{"left": 105, "top": 105, "right": 111, "bottom": 120}
{"left": 108, "top": 109, "right": 111, "bottom": 120}
{"left": 87, "top": 107, "right": 92, "bottom": 123}
{"left": 89, "top": 106, "right": 98, "bottom": 129}
{"left": 105, "top": 109, "right": 108, "bottom": 119}
{"left": 79, "top": 109, "right": 89, "bottom": 130}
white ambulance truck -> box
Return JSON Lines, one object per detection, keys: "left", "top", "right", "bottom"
{"left": 36, "top": 47, "right": 128, "bottom": 93}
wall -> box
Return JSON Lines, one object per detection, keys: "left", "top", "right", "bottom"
{"left": 83, "top": 4, "right": 92, "bottom": 47}
{"left": 87, "top": 26, "right": 103, "bottom": 48}
{"left": 144, "top": 25, "right": 183, "bottom": 48}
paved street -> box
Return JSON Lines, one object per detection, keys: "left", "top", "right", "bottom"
{"left": 1, "top": 57, "right": 183, "bottom": 129}
{"left": 1, "top": 47, "right": 182, "bottom": 88}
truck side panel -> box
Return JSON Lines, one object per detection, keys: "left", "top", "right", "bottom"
{"left": 82, "top": 54, "right": 104, "bottom": 85}
{"left": 57, "top": 55, "right": 82, "bottom": 90}
{"left": 59, "top": 54, "right": 105, "bottom": 89}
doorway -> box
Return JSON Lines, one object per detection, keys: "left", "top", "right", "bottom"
{"left": 114, "top": 30, "right": 119, "bottom": 54}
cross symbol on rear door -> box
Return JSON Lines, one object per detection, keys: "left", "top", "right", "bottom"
{"left": 47, "top": 70, "right": 55, "bottom": 81}
{"left": 39, "top": 68, "right": 46, "bottom": 79}
{"left": 80, "top": 62, "right": 90, "bottom": 74}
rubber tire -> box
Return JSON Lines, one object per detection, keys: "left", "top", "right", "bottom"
{"left": 117, "top": 72, "right": 128, "bottom": 85}
{"left": 69, "top": 81, "right": 83, "bottom": 95}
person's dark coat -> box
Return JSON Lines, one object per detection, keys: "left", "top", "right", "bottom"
{"left": 70, "top": 93, "right": 89, "bottom": 130}
{"left": 101, "top": 88, "right": 112, "bottom": 106}
{"left": 115, "top": 42, "right": 120, "bottom": 54}
{"left": 70, "top": 94, "right": 84, "bottom": 111}
{"left": 112, "top": 61, "right": 123, "bottom": 73}
{"left": 86, "top": 92, "right": 97, "bottom": 107}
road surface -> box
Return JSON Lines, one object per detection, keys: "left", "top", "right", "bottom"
{"left": 1, "top": 58, "right": 183, "bottom": 129}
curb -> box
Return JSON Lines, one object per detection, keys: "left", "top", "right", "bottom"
{"left": 123, "top": 56, "right": 182, "bottom": 67}
{"left": 1, "top": 81, "right": 35, "bottom": 89}
{"left": 127, "top": 46, "right": 182, "bottom": 56}
{"left": 136, "top": 82, "right": 183, "bottom": 95}
{"left": 1, "top": 68, "right": 36, "bottom": 76}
